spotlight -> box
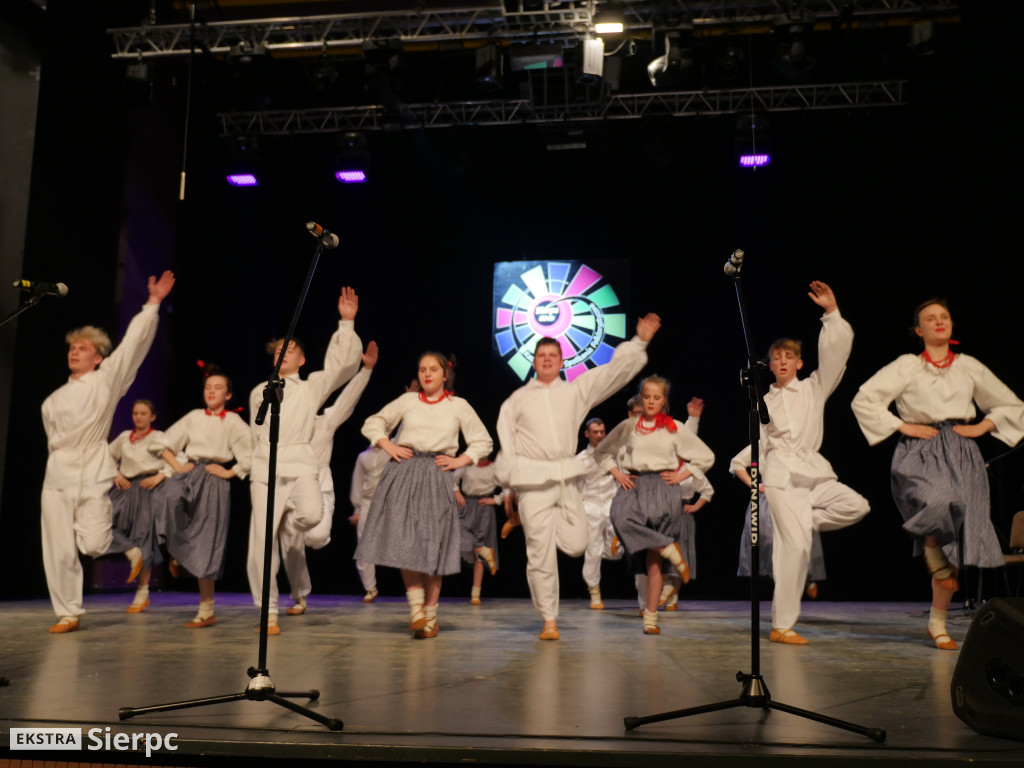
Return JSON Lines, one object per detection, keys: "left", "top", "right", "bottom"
{"left": 228, "top": 41, "right": 269, "bottom": 66}
{"left": 647, "top": 28, "right": 696, "bottom": 88}
{"left": 593, "top": 10, "right": 624, "bottom": 35}
{"left": 714, "top": 45, "right": 744, "bottom": 83}
{"left": 225, "top": 135, "right": 261, "bottom": 187}
{"left": 772, "top": 15, "right": 816, "bottom": 81}
{"left": 475, "top": 43, "right": 503, "bottom": 92}
{"left": 335, "top": 132, "right": 369, "bottom": 184}
{"left": 735, "top": 115, "right": 771, "bottom": 170}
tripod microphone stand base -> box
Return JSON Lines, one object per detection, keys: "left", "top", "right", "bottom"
{"left": 118, "top": 666, "right": 343, "bottom": 731}
{"left": 624, "top": 670, "right": 885, "bottom": 742}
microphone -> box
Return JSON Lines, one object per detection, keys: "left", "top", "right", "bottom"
{"left": 723, "top": 249, "right": 744, "bottom": 277}
{"left": 305, "top": 221, "right": 339, "bottom": 249}
{"left": 12, "top": 279, "right": 69, "bottom": 297}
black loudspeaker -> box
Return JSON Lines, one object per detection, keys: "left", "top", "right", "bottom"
{"left": 951, "top": 598, "right": 1024, "bottom": 741}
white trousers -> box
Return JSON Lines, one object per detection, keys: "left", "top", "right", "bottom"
{"left": 519, "top": 481, "right": 589, "bottom": 621}
{"left": 279, "top": 488, "right": 335, "bottom": 603}
{"left": 765, "top": 479, "right": 869, "bottom": 630}
{"left": 248, "top": 475, "right": 323, "bottom": 616}
{"left": 354, "top": 501, "right": 376, "bottom": 592}
{"left": 40, "top": 483, "right": 114, "bottom": 618}
{"left": 582, "top": 497, "right": 620, "bottom": 588}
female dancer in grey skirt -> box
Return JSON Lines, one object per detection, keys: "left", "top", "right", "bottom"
{"left": 356, "top": 352, "right": 493, "bottom": 638}
{"left": 852, "top": 299, "right": 1024, "bottom": 650}
{"left": 109, "top": 399, "right": 170, "bottom": 613}
{"left": 594, "top": 376, "right": 715, "bottom": 635}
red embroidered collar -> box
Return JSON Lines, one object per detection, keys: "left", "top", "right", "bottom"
{"left": 129, "top": 427, "right": 154, "bottom": 443}
{"left": 921, "top": 349, "right": 956, "bottom": 369}
{"left": 419, "top": 390, "right": 453, "bottom": 404}
{"left": 635, "top": 413, "right": 677, "bottom": 434}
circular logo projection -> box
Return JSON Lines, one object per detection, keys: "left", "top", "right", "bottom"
{"left": 493, "top": 261, "right": 627, "bottom": 382}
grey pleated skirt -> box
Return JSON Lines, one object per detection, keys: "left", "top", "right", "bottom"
{"left": 610, "top": 473, "right": 684, "bottom": 574}
{"left": 891, "top": 423, "right": 1003, "bottom": 568}
{"left": 355, "top": 452, "right": 462, "bottom": 575}
{"left": 736, "top": 493, "right": 827, "bottom": 581}
{"left": 151, "top": 461, "right": 231, "bottom": 580}
{"left": 110, "top": 475, "right": 164, "bottom": 567}
{"left": 459, "top": 496, "right": 499, "bottom": 569}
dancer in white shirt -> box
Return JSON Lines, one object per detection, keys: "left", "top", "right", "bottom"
{"left": 852, "top": 298, "right": 1024, "bottom": 650}
{"left": 595, "top": 376, "right": 714, "bottom": 634}
{"left": 109, "top": 399, "right": 171, "bottom": 613}
{"left": 356, "top": 353, "right": 493, "bottom": 638}
{"left": 454, "top": 458, "right": 503, "bottom": 604}
{"left": 496, "top": 314, "right": 660, "bottom": 640}
{"left": 159, "top": 368, "right": 251, "bottom": 628}
{"left": 247, "top": 287, "right": 363, "bottom": 634}
{"left": 40, "top": 270, "right": 174, "bottom": 634}
{"left": 577, "top": 418, "right": 621, "bottom": 610}
{"left": 756, "top": 282, "right": 870, "bottom": 645}
{"left": 279, "top": 342, "right": 376, "bottom": 616}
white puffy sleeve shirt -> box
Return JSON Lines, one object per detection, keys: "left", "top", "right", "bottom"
{"left": 852, "top": 353, "right": 1024, "bottom": 447}
{"left": 594, "top": 417, "right": 715, "bottom": 475}
{"left": 109, "top": 429, "right": 169, "bottom": 478}
{"left": 759, "top": 310, "right": 852, "bottom": 488}
{"left": 41, "top": 303, "right": 160, "bottom": 490}
{"left": 494, "top": 336, "right": 648, "bottom": 489}
{"left": 310, "top": 367, "right": 373, "bottom": 470}
{"left": 576, "top": 444, "right": 619, "bottom": 505}
{"left": 362, "top": 392, "right": 493, "bottom": 463}
{"left": 161, "top": 409, "right": 252, "bottom": 480}
{"left": 250, "top": 320, "right": 362, "bottom": 482}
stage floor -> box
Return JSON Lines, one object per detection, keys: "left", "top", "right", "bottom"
{"left": 0, "top": 592, "right": 1021, "bottom": 767}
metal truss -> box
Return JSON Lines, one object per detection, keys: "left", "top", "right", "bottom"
{"left": 217, "top": 79, "right": 907, "bottom": 136}
{"left": 109, "top": 1, "right": 958, "bottom": 59}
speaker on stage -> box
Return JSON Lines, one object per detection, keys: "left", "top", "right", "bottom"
{"left": 951, "top": 598, "right": 1024, "bottom": 741}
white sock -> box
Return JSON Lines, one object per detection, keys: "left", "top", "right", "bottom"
{"left": 126, "top": 546, "right": 142, "bottom": 568}
{"left": 132, "top": 585, "right": 150, "bottom": 605}
{"left": 924, "top": 545, "right": 954, "bottom": 580}
{"left": 643, "top": 610, "right": 658, "bottom": 630}
{"left": 424, "top": 604, "right": 438, "bottom": 630}
{"left": 407, "top": 587, "right": 425, "bottom": 620}
{"left": 589, "top": 586, "right": 602, "bottom": 605}
{"left": 196, "top": 599, "right": 215, "bottom": 620}
{"left": 660, "top": 582, "right": 674, "bottom": 601}
{"left": 928, "top": 607, "right": 948, "bottom": 638}
{"left": 471, "top": 586, "right": 482, "bottom": 599}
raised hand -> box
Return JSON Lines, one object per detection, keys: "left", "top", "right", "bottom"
{"left": 686, "top": 397, "right": 704, "bottom": 418}
{"left": 362, "top": 340, "right": 379, "bottom": 370}
{"left": 807, "top": 281, "right": 838, "bottom": 313}
{"left": 147, "top": 271, "right": 176, "bottom": 304}
{"left": 338, "top": 286, "right": 359, "bottom": 321}
{"left": 636, "top": 313, "right": 662, "bottom": 343}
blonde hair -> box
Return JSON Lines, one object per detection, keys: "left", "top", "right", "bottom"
{"left": 768, "top": 338, "right": 802, "bottom": 358}
{"left": 638, "top": 375, "right": 671, "bottom": 414}
{"left": 66, "top": 326, "right": 112, "bottom": 358}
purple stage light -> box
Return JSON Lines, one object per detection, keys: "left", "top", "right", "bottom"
{"left": 739, "top": 154, "right": 770, "bottom": 168}
{"left": 226, "top": 173, "right": 258, "bottom": 186}
{"left": 335, "top": 170, "right": 367, "bottom": 183}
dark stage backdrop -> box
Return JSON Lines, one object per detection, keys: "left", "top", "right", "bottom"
{"left": 2, "top": 2, "right": 1021, "bottom": 608}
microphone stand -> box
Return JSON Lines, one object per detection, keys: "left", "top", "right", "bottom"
{"left": 0, "top": 290, "right": 54, "bottom": 329}
{"left": 623, "top": 250, "right": 886, "bottom": 743}
{"left": 119, "top": 234, "right": 343, "bottom": 731}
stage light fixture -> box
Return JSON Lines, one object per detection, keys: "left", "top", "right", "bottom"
{"left": 225, "top": 135, "right": 261, "bottom": 187}
{"left": 908, "top": 20, "right": 936, "bottom": 57}
{"left": 772, "top": 14, "right": 816, "bottom": 81}
{"left": 335, "top": 131, "right": 369, "bottom": 184}
{"left": 593, "top": 10, "right": 624, "bottom": 35}
{"left": 509, "top": 43, "right": 564, "bottom": 72}
{"left": 576, "top": 37, "right": 604, "bottom": 86}
{"left": 735, "top": 114, "right": 771, "bottom": 169}
{"left": 647, "top": 27, "right": 696, "bottom": 88}
{"left": 475, "top": 43, "right": 503, "bottom": 92}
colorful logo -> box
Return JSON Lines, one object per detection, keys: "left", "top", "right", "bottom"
{"left": 493, "top": 261, "right": 627, "bottom": 382}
